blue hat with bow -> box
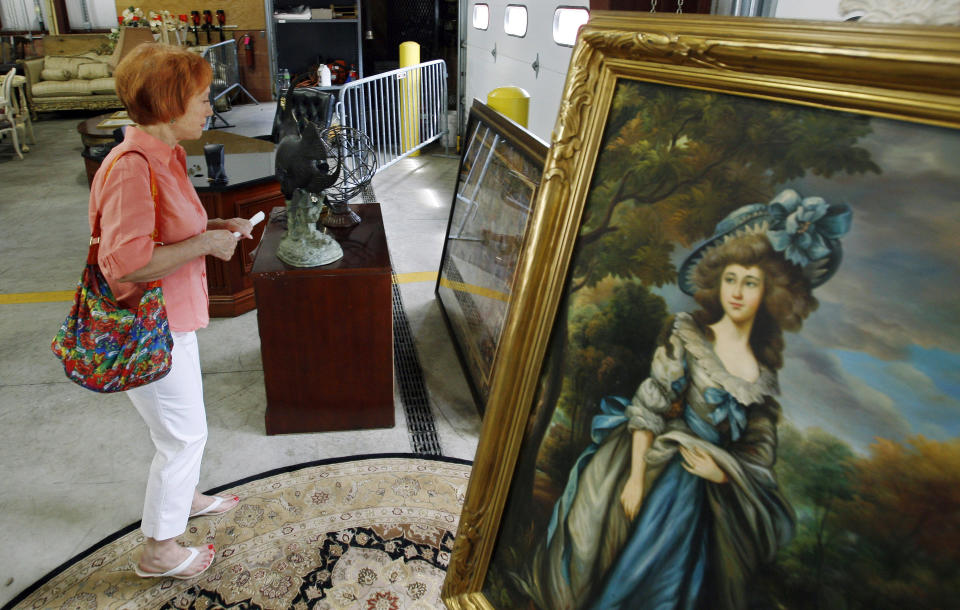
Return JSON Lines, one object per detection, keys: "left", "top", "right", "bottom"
{"left": 678, "top": 189, "right": 853, "bottom": 296}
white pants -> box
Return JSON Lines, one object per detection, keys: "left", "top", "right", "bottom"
{"left": 126, "top": 330, "right": 208, "bottom": 540}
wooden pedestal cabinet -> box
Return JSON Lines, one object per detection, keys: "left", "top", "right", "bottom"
{"left": 251, "top": 204, "right": 395, "bottom": 434}
{"left": 199, "top": 181, "right": 283, "bottom": 317}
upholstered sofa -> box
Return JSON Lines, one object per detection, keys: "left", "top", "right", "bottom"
{"left": 16, "top": 29, "right": 157, "bottom": 116}
{"left": 18, "top": 53, "right": 122, "bottom": 114}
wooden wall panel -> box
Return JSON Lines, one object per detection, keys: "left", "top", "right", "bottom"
{"left": 113, "top": 1, "right": 266, "bottom": 31}
{"left": 34, "top": 34, "right": 107, "bottom": 56}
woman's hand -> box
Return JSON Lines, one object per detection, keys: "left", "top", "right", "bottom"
{"left": 117, "top": 230, "right": 238, "bottom": 282}
{"left": 620, "top": 474, "right": 645, "bottom": 520}
{"left": 679, "top": 445, "right": 727, "bottom": 483}
{"left": 204, "top": 229, "right": 240, "bottom": 261}
{"left": 209, "top": 217, "right": 253, "bottom": 238}
{"left": 219, "top": 217, "right": 254, "bottom": 239}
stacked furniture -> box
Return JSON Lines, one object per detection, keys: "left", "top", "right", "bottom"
{"left": 270, "top": 78, "right": 336, "bottom": 141}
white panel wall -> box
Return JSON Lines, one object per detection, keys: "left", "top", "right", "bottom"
{"left": 0, "top": 0, "right": 114, "bottom": 32}
{"left": 462, "top": 0, "right": 848, "bottom": 143}
{"left": 464, "top": 1, "right": 585, "bottom": 143}
{"left": 774, "top": 0, "right": 843, "bottom": 21}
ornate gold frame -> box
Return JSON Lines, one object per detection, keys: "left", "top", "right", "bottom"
{"left": 441, "top": 12, "right": 960, "bottom": 609}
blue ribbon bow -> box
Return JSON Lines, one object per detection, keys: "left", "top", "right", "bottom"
{"left": 704, "top": 387, "right": 747, "bottom": 441}
{"left": 767, "top": 189, "right": 853, "bottom": 267}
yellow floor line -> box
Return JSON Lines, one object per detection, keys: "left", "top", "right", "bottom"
{"left": 0, "top": 290, "right": 75, "bottom": 305}
{"left": 393, "top": 271, "right": 438, "bottom": 284}
{"left": 438, "top": 278, "right": 509, "bottom": 302}
{"left": 1, "top": 273, "right": 441, "bottom": 305}
{"left": 1, "top": 272, "right": 506, "bottom": 305}
{"left": 394, "top": 272, "right": 508, "bottom": 302}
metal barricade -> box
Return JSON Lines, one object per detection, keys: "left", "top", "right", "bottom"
{"left": 336, "top": 59, "right": 448, "bottom": 172}
{"left": 202, "top": 40, "right": 259, "bottom": 129}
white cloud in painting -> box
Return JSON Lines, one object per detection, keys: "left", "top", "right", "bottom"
{"left": 866, "top": 123, "right": 960, "bottom": 176}
{"left": 803, "top": 301, "right": 916, "bottom": 361}
{"left": 882, "top": 361, "right": 960, "bottom": 437}
{"left": 778, "top": 337, "right": 911, "bottom": 452}
{"left": 784, "top": 118, "right": 960, "bottom": 360}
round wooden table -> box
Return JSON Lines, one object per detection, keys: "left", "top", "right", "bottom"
{"left": 76, "top": 113, "right": 124, "bottom": 147}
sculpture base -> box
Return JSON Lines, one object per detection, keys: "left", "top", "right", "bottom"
{"left": 277, "top": 189, "right": 345, "bottom": 267}
{"left": 276, "top": 232, "right": 344, "bottom": 267}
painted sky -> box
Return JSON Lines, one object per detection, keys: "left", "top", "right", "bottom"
{"left": 655, "top": 116, "right": 960, "bottom": 453}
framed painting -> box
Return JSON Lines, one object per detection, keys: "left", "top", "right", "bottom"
{"left": 436, "top": 99, "right": 549, "bottom": 409}
{"left": 443, "top": 12, "right": 960, "bottom": 609}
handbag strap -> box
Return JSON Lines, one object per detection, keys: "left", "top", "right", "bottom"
{"left": 87, "top": 152, "right": 160, "bottom": 269}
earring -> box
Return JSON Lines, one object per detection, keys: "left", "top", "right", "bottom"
{"left": 169, "top": 118, "right": 176, "bottom": 125}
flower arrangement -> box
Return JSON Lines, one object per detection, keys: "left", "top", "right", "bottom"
{"left": 118, "top": 6, "right": 145, "bottom": 27}
{"left": 148, "top": 10, "right": 177, "bottom": 33}
{"left": 103, "top": 28, "right": 121, "bottom": 53}
{"left": 104, "top": 7, "right": 178, "bottom": 52}
{"left": 103, "top": 6, "right": 146, "bottom": 51}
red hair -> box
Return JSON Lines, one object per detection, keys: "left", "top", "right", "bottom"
{"left": 114, "top": 43, "right": 212, "bottom": 125}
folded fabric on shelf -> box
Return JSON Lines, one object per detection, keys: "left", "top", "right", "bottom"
{"left": 274, "top": 5, "right": 311, "bottom": 20}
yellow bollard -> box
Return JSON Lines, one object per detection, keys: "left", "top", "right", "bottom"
{"left": 487, "top": 86, "right": 530, "bottom": 127}
{"left": 399, "top": 41, "right": 421, "bottom": 157}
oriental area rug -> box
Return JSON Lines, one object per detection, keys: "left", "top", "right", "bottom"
{"left": 5, "top": 455, "right": 470, "bottom": 610}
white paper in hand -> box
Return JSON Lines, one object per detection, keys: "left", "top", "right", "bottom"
{"left": 233, "top": 211, "right": 266, "bottom": 237}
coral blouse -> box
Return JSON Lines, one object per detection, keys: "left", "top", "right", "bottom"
{"left": 88, "top": 126, "right": 210, "bottom": 332}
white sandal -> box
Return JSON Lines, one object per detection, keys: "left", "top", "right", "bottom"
{"left": 134, "top": 546, "right": 213, "bottom": 580}
{"left": 189, "top": 495, "right": 239, "bottom": 518}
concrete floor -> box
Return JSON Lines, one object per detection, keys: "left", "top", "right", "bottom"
{"left": 0, "top": 103, "right": 481, "bottom": 606}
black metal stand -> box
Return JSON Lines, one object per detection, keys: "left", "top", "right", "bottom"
{"left": 207, "top": 83, "right": 260, "bottom": 129}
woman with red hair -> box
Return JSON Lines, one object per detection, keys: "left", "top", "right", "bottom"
{"left": 89, "top": 43, "right": 250, "bottom": 579}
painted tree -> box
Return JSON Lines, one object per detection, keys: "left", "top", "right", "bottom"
{"left": 766, "top": 425, "right": 857, "bottom": 608}
{"left": 532, "top": 282, "right": 668, "bottom": 519}
{"left": 574, "top": 82, "right": 880, "bottom": 290}
{"left": 835, "top": 437, "right": 960, "bottom": 608}
{"left": 759, "top": 433, "right": 960, "bottom": 609}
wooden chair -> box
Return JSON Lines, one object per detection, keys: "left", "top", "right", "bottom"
{"left": 0, "top": 68, "right": 29, "bottom": 159}
{"left": 106, "top": 27, "right": 157, "bottom": 70}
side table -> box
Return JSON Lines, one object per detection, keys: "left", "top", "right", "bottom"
{"left": 251, "top": 203, "right": 395, "bottom": 434}
{"left": 78, "top": 113, "right": 125, "bottom": 186}
{"left": 76, "top": 113, "right": 122, "bottom": 147}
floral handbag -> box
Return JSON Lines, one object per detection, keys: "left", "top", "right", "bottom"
{"left": 51, "top": 153, "right": 173, "bottom": 393}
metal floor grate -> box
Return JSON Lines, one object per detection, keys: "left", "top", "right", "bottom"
{"left": 392, "top": 278, "right": 443, "bottom": 455}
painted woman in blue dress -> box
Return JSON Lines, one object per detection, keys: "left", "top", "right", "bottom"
{"left": 524, "top": 190, "right": 853, "bottom": 610}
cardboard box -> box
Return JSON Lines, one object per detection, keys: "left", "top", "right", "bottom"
{"left": 311, "top": 8, "right": 334, "bottom": 19}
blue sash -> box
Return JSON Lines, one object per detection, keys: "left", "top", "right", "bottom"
{"left": 544, "top": 388, "right": 740, "bottom": 609}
